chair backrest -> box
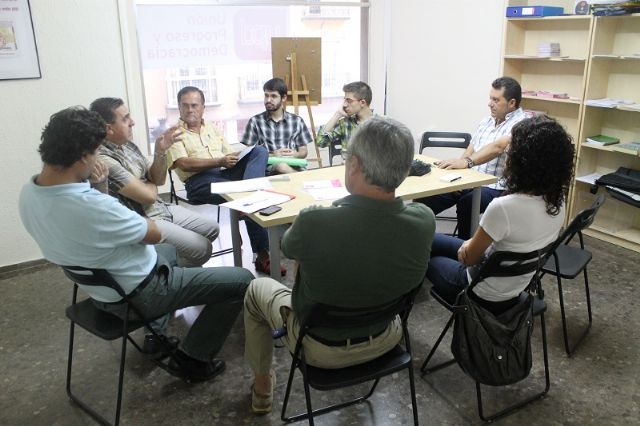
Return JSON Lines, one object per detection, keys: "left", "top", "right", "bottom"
{"left": 62, "top": 266, "right": 126, "bottom": 297}
{"left": 301, "top": 285, "right": 422, "bottom": 336}
{"left": 467, "top": 243, "right": 555, "bottom": 294}
{"left": 553, "top": 194, "right": 605, "bottom": 249}
{"left": 328, "top": 140, "right": 343, "bottom": 166}
{"left": 419, "top": 131, "right": 471, "bottom": 155}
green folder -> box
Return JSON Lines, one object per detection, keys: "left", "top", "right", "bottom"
{"left": 585, "top": 134, "right": 620, "bottom": 146}
{"left": 267, "top": 157, "right": 308, "bottom": 167}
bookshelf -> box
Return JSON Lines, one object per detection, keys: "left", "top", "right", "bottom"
{"left": 572, "top": 14, "right": 640, "bottom": 252}
{"left": 501, "top": 4, "right": 640, "bottom": 252}
{"left": 501, "top": 13, "right": 592, "bottom": 141}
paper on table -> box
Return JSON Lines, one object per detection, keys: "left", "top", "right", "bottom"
{"left": 221, "top": 190, "right": 292, "bottom": 214}
{"left": 302, "top": 179, "right": 342, "bottom": 190}
{"left": 306, "top": 186, "right": 350, "bottom": 201}
{"left": 210, "top": 178, "right": 272, "bottom": 194}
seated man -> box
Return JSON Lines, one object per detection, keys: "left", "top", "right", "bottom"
{"left": 240, "top": 78, "right": 312, "bottom": 174}
{"left": 19, "top": 107, "right": 254, "bottom": 382}
{"left": 166, "top": 86, "right": 284, "bottom": 276}
{"left": 316, "top": 81, "right": 375, "bottom": 152}
{"left": 90, "top": 97, "right": 219, "bottom": 267}
{"left": 243, "top": 117, "right": 436, "bottom": 413}
{"left": 417, "top": 77, "right": 527, "bottom": 240}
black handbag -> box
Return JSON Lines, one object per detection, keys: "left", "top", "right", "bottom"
{"left": 451, "top": 291, "right": 534, "bottom": 386}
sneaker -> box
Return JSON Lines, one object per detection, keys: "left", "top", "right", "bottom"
{"left": 255, "top": 258, "right": 286, "bottom": 277}
{"left": 167, "top": 350, "right": 226, "bottom": 383}
{"left": 141, "top": 334, "right": 180, "bottom": 360}
{"left": 251, "top": 370, "right": 276, "bottom": 414}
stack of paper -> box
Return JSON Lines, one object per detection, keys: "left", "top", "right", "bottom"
{"left": 221, "top": 190, "right": 294, "bottom": 214}
{"left": 585, "top": 134, "right": 620, "bottom": 146}
{"left": 612, "top": 143, "right": 640, "bottom": 155}
{"left": 538, "top": 42, "right": 561, "bottom": 57}
{"left": 585, "top": 98, "right": 634, "bottom": 108}
{"left": 303, "top": 180, "right": 349, "bottom": 201}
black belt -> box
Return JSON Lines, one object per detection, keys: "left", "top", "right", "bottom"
{"left": 105, "top": 264, "right": 158, "bottom": 305}
{"left": 308, "top": 328, "right": 386, "bottom": 347}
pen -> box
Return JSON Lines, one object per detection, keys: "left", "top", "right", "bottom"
{"left": 450, "top": 176, "right": 462, "bottom": 182}
{"left": 243, "top": 198, "right": 269, "bottom": 207}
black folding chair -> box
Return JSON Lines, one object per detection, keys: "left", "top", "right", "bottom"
{"left": 419, "top": 132, "right": 472, "bottom": 236}
{"left": 62, "top": 266, "right": 175, "bottom": 426}
{"left": 281, "top": 286, "right": 422, "bottom": 425}
{"left": 327, "top": 139, "right": 343, "bottom": 166}
{"left": 540, "top": 194, "right": 605, "bottom": 356}
{"left": 167, "top": 170, "right": 233, "bottom": 258}
{"left": 421, "top": 246, "right": 553, "bottom": 422}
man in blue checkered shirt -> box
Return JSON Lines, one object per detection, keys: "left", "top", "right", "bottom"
{"left": 240, "top": 78, "right": 312, "bottom": 174}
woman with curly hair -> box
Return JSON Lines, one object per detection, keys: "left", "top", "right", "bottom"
{"left": 426, "top": 115, "right": 575, "bottom": 314}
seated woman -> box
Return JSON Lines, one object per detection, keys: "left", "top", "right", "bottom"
{"left": 426, "top": 115, "right": 574, "bottom": 315}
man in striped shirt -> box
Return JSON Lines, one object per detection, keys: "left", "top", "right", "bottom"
{"left": 417, "top": 77, "right": 527, "bottom": 239}
{"left": 91, "top": 98, "right": 220, "bottom": 269}
{"left": 240, "top": 78, "right": 312, "bottom": 174}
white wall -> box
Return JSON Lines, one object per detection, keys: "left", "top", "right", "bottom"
{"left": 1, "top": 0, "right": 507, "bottom": 268}
{"left": 0, "top": 0, "right": 127, "bottom": 267}
{"left": 369, "top": 0, "right": 506, "bottom": 140}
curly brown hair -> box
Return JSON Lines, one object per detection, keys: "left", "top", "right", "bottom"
{"left": 503, "top": 115, "right": 575, "bottom": 216}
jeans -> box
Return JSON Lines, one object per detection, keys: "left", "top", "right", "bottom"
{"left": 416, "top": 187, "right": 502, "bottom": 239}
{"left": 185, "top": 145, "right": 269, "bottom": 253}
{"left": 95, "top": 244, "right": 254, "bottom": 362}
{"left": 426, "top": 233, "right": 469, "bottom": 305}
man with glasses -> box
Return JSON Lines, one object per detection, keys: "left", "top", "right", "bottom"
{"left": 240, "top": 78, "right": 312, "bottom": 174}
{"left": 316, "top": 81, "right": 375, "bottom": 152}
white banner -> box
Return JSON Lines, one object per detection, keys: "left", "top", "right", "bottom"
{"left": 136, "top": 5, "right": 288, "bottom": 68}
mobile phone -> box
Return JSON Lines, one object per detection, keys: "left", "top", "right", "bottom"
{"left": 259, "top": 205, "right": 282, "bottom": 216}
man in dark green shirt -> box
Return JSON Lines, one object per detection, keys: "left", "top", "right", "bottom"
{"left": 243, "top": 116, "right": 436, "bottom": 414}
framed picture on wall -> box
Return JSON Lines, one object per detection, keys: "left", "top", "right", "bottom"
{"left": 0, "top": 0, "right": 41, "bottom": 80}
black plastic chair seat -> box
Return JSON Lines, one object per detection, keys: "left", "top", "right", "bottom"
{"left": 303, "top": 346, "right": 410, "bottom": 391}
{"left": 65, "top": 299, "right": 146, "bottom": 341}
{"left": 542, "top": 245, "right": 592, "bottom": 278}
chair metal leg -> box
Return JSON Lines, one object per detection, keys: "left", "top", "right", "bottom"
{"left": 420, "top": 314, "right": 456, "bottom": 374}
{"left": 475, "top": 312, "right": 550, "bottom": 422}
{"left": 555, "top": 269, "right": 592, "bottom": 357}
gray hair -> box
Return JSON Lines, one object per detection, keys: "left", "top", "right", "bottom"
{"left": 345, "top": 116, "right": 414, "bottom": 192}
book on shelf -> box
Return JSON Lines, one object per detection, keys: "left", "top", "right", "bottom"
{"left": 612, "top": 143, "right": 640, "bottom": 155}
{"left": 585, "top": 134, "right": 620, "bottom": 146}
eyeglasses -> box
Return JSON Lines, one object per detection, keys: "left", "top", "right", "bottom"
{"left": 343, "top": 97, "right": 361, "bottom": 104}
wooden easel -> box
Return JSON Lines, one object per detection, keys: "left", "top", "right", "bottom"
{"left": 284, "top": 52, "right": 323, "bottom": 168}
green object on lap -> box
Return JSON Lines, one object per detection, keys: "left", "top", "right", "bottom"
{"left": 267, "top": 157, "right": 308, "bottom": 167}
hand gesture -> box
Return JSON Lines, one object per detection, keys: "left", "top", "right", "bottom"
{"left": 155, "top": 125, "right": 183, "bottom": 154}
{"left": 89, "top": 159, "right": 109, "bottom": 184}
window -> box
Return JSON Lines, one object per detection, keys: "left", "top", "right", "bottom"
{"left": 134, "top": 1, "right": 368, "bottom": 145}
{"left": 166, "top": 66, "right": 218, "bottom": 107}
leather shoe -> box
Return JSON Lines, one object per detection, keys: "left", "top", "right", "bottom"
{"left": 167, "top": 350, "right": 226, "bottom": 383}
{"left": 141, "top": 334, "right": 179, "bottom": 360}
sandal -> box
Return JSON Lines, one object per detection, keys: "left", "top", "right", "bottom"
{"left": 255, "top": 258, "right": 286, "bottom": 276}
{"left": 251, "top": 370, "right": 276, "bottom": 414}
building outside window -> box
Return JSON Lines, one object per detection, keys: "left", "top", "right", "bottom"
{"left": 134, "top": 1, "right": 367, "bottom": 147}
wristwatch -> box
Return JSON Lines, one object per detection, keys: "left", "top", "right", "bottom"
{"left": 464, "top": 157, "right": 475, "bottom": 168}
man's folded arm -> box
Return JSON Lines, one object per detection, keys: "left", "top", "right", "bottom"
{"left": 173, "top": 156, "right": 224, "bottom": 172}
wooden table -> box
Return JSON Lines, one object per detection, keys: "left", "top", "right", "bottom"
{"left": 222, "top": 155, "right": 497, "bottom": 279}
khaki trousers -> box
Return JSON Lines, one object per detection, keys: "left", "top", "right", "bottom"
{"left": 243, "top": 277, "right": 403, "bottom": 374}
